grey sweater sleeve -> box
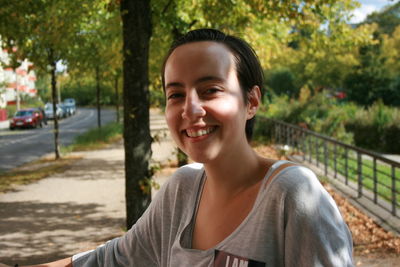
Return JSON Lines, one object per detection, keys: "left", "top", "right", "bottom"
{"left": 72, "top": 182, "right": 168, "bottom": 266}
{"left": 72, "top": 163, "right": 203, "bottom": 267}
{"left": 280, "top": 166, "right": 354, "bottom": 267}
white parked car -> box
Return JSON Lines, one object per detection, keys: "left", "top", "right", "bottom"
{"left": 63, "top": 98, "right": 76, "bottom": 115}
{"left": 44, "top": 103, "right": 64, "bottom": 119}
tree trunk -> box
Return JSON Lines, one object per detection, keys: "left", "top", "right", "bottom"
{"left": 49, "top": 49, "right": 60, "bottom": 159}
{"left": 121, "top": 0, "right": 152, "bottom": 229}
{"left": 115, "top": 74, "right": 120, "bottom": 123}
{"left": 95, "top": 65, "right": 101, "bottom": 128}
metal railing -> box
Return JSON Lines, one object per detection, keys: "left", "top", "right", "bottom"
{"left": 270, "top": 118, "right": 400, "bottom": 217}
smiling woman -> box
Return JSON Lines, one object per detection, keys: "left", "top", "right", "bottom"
{"left": 3, "top": 29, "right": 355, "bottom": 267}
{"left": 164, "top": 41, "right": 255, "bottom": 164}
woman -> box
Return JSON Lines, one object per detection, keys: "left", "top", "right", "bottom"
{"left": 6, "top": 28, "right": 354, "bottom": 267}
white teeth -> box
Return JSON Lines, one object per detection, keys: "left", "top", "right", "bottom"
{"left": 186, "top": 127, "right": 215, "bottom": 137}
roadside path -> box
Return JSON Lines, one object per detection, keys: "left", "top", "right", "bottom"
{"left": 0, "top": 110, "right": 177, "bottom": 265}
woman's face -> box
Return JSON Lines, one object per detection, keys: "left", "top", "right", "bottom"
{"left": 164, "top": 41, "right": 256, "bottom": 164}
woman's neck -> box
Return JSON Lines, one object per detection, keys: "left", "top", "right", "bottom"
{"left": 202, "top": 146, "right": 272, "bottom": 200}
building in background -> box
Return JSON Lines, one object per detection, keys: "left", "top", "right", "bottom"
{"left": 0, "top": 38, "right": 37, "bottom": 121}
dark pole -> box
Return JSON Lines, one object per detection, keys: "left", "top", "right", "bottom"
{"left": 96, "top": 65, "right": 101, "bottom": 128}
{"left": 49, "top": 48, "right": 60, "bottom": 159}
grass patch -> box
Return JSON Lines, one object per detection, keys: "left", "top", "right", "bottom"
{"left": 302, "top": 141, "right": 400, "bottom": 205}
{"left": 0, "top": 156, "right": 81, "bottom": 193}
{"left": 64, "top": 121, "right": 123, "bottom": 152}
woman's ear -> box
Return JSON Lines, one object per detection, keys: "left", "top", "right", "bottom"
{"left": 247, "top": 85, "right": 261, "bottom": 120}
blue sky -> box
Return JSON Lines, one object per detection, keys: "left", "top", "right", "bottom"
{"left": 350, "top": 0, "right": 395, "bottom": 23}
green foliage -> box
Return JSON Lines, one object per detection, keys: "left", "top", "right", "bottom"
{"left": 150, "top": 88, "right": 166, "bottom": 109}
{"left": 265, "top": 68, "right": 299, "bottom": 98}
{"left": 150, "top": 0, "right": 372, "bottom": 102}
{"left": 261, "top": 91, "right": 354, "bottom": 144}
{"left": 343, "top": 42, "right": 397, "bottom": 106}
{"left": 0, "top": 0, "right": 97, "bottom": 69}
{"left": 61, "top": 81, "right": 116, "bottom": 106}
{"left": 344, "top": 2, "right": 400, "bottom": 107}
{"left": 364, "top": 2, "right": 400, "bottom": 35}
{"left": 259, "top": 93, "right": 400, "bottom": 153}
{"left": 345, "top": 100, "right": 400, "bottom": 153}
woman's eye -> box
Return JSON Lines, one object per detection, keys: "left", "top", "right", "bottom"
{"left": 205, "top": 88, "right": 220, "bottom": 94}
{"left": 167, "top": 93, "right": 184, "bottom": 100}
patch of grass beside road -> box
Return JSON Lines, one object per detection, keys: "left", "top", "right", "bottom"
{"left": 0, "top": 121, "right": 123, "bottom": 193}
{"left": 0, "top": 156, "right": 81, "bottom": 193}
{"left": 63, "top": 121, "right": 123, "bottom": 152}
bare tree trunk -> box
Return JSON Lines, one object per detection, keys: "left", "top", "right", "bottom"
{"left": 121, "top": 0, "right": 152, "bottom": 229}
{"left": 49, "top": 49, "right": 60, "bottom": 159}
{"left": 95, "top": 65, "right": 101, "bottom": 128}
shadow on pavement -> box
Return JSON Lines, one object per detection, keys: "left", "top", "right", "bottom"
{"left": 0, "top": 201, "right": 124, "bottom": 265}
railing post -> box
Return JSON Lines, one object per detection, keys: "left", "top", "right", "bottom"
{"left": 316, "top": 137, "right": 319, "bottom": 167}
{"left": 291, "top": 127, "right": 294, "bottom": 148}
{"left": 357, "top": 152, "right": 362, "bottom": 198}
{"left": 392, "top": 166, "right": 397, "bottom": 216}
{"left": 345, "top": 147, "right": 349, "bottom": 185}
{"left": 334, "top": 143, "right": 337, "bottom": 178}
{"left": 324, "top": 140, "right": 328, "bottom": 176}
{"left": 278, "top": 123, "right": 282, "bottom": 145}
{"left": 373, "top": 158, "right": 377, "bottom": 204}
{"left": 308, "top": 135, "right": 312, "bottom": 163}
{"left": 286, "top": 125, "right": 290, "bottom": 147}
{"left": 302, "top": 131, "right": 306, "bottom": 161}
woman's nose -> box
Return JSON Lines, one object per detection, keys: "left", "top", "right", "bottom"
{"left": 182, "top": 91, "right": 206, "bottom": 121}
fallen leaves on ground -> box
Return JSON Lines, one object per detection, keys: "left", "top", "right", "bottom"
{"left": 325, "top": 183, "right": 400, "bottom": 256}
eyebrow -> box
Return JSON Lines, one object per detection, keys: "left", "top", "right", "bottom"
{"left": 165, "top": 76, "right": 225, "bottom": 91}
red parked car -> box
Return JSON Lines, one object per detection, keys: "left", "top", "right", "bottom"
{"left": 9, "top": 108, "right": 44, "bottom": 130}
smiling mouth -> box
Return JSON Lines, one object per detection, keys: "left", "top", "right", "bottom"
{"left": 186, "top": 126, "right": 217, "bottom": 138}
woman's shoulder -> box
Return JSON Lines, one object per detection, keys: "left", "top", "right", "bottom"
{"left": 156, "top": 163, "right": 204, "bottom": 199}
{"left": 269, "top": 163, "right": 341, "bottom": 214}
{"left": 168, "top": 162, "right": 204, "bottom": 185}
{"left": 267, "top": 162, "right": 330, "bottom": 203}
{"left": 270, "top": 162, "right": 320, "bottom": 189}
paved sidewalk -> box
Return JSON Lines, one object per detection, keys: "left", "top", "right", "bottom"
{"left": 0, "top": 112, "right": 177, "bottom": 265}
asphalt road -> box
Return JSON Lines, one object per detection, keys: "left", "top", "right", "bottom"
{"left": 0, "top": 107, "right": 116, "bottom": 172}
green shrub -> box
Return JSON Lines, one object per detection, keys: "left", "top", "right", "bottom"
{"left": 257, "top": 93, "right": 400, "bottom": 153}
{"left": 265, "top": 68, "right": 300, "bottom": 98}
{"left": 346, "top": 101, "right": 400, "bottom": 153}
{"left": 61, "top": 83, "right": 117, "bottom": 106}
{"left": 260, "top": 91, "right": 354, "bottom": 144}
